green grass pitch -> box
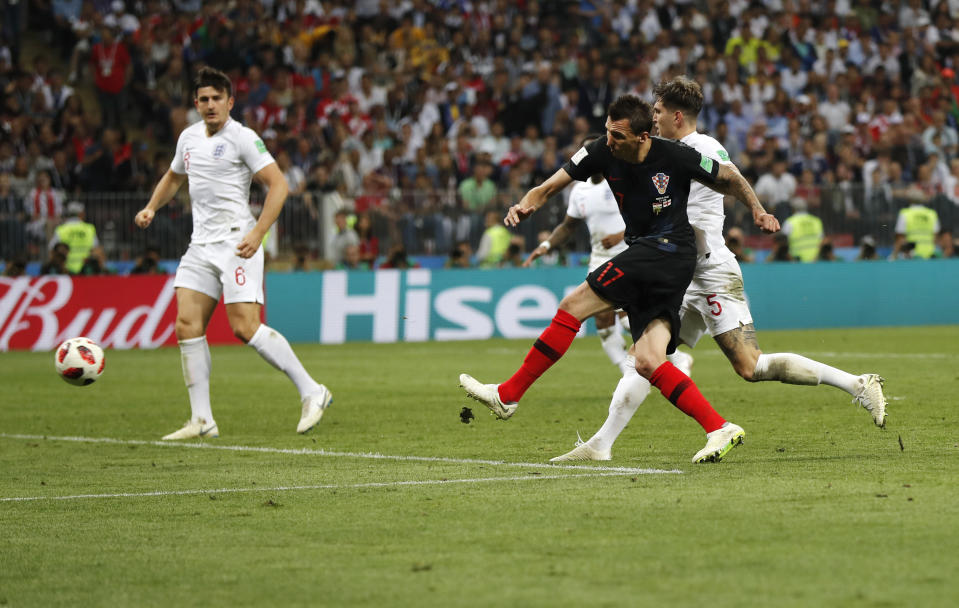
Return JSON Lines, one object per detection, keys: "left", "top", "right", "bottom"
{"left": 2, "top": 325, "right": 958, "bottom": 607}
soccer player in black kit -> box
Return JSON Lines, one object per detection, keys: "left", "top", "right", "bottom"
{"left": 460, "top": 94, "right": 780, "bottom": 463}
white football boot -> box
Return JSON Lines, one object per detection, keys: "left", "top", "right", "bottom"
{"left": 297, "top": 385, "right": 333, "bottom": 434}
{"left": 691, "top": 422, "right": 745, "bottom": 463}
{"left": 162, "top": 418, "right": 219, "bottom": 440}
{"left": 459, "top": 373, "right": 517, "bottom": 420}
{"left": 852, "top": 374, "right": 887, "bottom": 428}
{"left": 667, "top": 349, "right": 694, "bottom": 377}
{"left": 549, "top": 433, "right": 612, "bottom": 462}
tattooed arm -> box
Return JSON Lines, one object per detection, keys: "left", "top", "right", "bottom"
{"left": 699, "top": 164, "right": 780, "bottom": 234}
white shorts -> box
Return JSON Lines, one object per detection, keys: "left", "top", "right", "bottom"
{"left": 677, "top": 257, "right": 753, "bottom": 348}
{"left": 174, "top": 240, "right": 264, "bottom": 304}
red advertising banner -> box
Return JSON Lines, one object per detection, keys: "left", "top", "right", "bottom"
{"left": 0, "top": 276, "right": 238, "bottom": 351}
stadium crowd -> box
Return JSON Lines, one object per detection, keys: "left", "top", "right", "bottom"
{"left": 3, "top": 0, "right": 959, "bottom": 274}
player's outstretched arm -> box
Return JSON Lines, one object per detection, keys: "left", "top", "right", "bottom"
{"left": 505, "top": 168, "right": 574, "bottom": 227}
{"left": 135, "top": 169, "right": 186, "bottom": 229}
{"left": 238, "top": 162, "right": 289, "bottom": 258}
{"left": 706, "top": 164, "right": 780, "bottom": 234}
{"left": 523, "top": 214, "right": 583, "bottom": 267}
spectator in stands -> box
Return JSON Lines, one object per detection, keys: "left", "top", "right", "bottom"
{"left": 782, "top": 197, "right": 824, "bottom": 263}
{"left": 378, "top": 244, "right": 418, "bottom": 269}
{"left": 754, "top": 156, "right": 798, "bottom": 221}
{"left": 893, "top": 199, "right": 940, "bottom": 259}
{"left": 767, "top": 232, "right": 794, "bottom": 262}
{"left": 2, "top": 256, "right": 26, "bottom": 277}
{"left": 24, "top": 169, "right": 64, "bottom": 249}
{"left": 40, "top": 242, "right": 69, "bottom": 275}
{"left": 856, "top": 235, "right": 880, "bottom": 261}
{"left": 354, "top": 212, "right": 379, "bottom": 268}
{"left": 816, "top": 238, "right": 839, "bottom": 262}
{"left": 131, "top": 245, "right": 164, "bottom": 274}
{"left": 936, "top": 231, "right": 958, "bottom": 257}
{"left": 725, "top": 227, "right": 754, "bottom": 264}
{"left": 90, "top": 25, "right": 131, "bottom": 129}
{"left": 0, "top": 172, "right": 26, "bottom": 261}
{"left": 337, "top": 244, "right": 371, "bottom": 271}
{"left": 445, "top": 240, "right": 473, "bottom": 269}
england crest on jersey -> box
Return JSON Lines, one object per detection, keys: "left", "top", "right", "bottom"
{"left": 213, "top": 143, "right": 226, "bottom": 159}
{"left": 651, "top": 172, "right": 669, "bottom": 194}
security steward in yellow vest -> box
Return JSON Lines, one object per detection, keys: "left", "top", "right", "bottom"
{"left": 477, "top": 210, "right": 511, "bottom": 267}
{"left": 894, "top": 202, "right": 940, "bottom": 259}
{"left": 50, "top": 201, "right": 100, "bottom": 273}
{"left": 782, "top": 198, "right": 823, "bottom": 262}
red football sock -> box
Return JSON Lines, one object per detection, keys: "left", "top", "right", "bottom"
{"left": 498, "top": 309, "right": 581, "bottom": 403}
{"left": 650, "top": 361, "right": 725, "bottom": 433}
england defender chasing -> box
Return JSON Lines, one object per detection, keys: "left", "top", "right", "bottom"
{"left": 135, "top": 66, "right": 331, "bottom": 440}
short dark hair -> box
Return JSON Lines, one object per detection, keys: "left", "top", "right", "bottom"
{"left": 581, "top": 133, "right": 603, "bottom": 147}
{"left": 607, "top": 95, "right": 653, "bottom": 136}
{"left": 653, "top": 76, "right": 704, "bottom": 118}
{"left": 193, "top": 66, "right": 233, "bottom": 99}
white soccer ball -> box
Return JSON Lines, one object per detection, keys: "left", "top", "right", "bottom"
{"left": 55, "top": 337, "right": 105, "bottom": 386}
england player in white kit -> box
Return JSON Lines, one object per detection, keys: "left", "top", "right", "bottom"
{"left": 525, "top": 138, "right": 631, "bottom": 375}
{"left": 135, "top": 67, "right": 331, "bottom": 440}
{"left": 552, "top": 77, "right": 888, "bottom": 462}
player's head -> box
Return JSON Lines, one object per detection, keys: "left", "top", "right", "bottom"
{"left": 193, "top": 66, "right": 234, "bottom": 134}
{"left": 652, "top": 76, "right": 703, "bottom": 139}
{"left": 605, "top": 95, "right": 652, "bottom": 161}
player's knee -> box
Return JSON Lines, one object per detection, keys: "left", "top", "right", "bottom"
{"left": 175, "top": 316, "right": 203, "bottom": 341}
{"left": 633, "top": 353, "right": 660, "bottom": 378}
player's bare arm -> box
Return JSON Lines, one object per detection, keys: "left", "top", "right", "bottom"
{"left": 135, "top": 169, "right": 187, "bottom": 229}
{"left": 237, "top": 162, "right": 289, "bottom": 258}
{"left": 700, "top": 164, "right": 780, "bottom": 234}
{"left": 505, "top": 168, "right": 574, "bottom": 227}
{"left": 600, "top": 231, "right": 625, "bottom": 249}
{"left": 523, "top": 214, "right": 583, "bottom": 267}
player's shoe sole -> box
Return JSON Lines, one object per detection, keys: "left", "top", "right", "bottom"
{"left": 459, "top": 373, "right": 517, "bottom": 420}
{"left": 162, "top": 419, "right": 219, "bottom": 440}
{"left": 297, "top": 385, "right": 333, "bottom": 434}
{"left": 692, "top": 423, "right": 745, "bottom": 463}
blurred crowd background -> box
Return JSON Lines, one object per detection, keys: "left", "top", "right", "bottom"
{"left": 2, "top": 0, "right": 959, "bottom": 276}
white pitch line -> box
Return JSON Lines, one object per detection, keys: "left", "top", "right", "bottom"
{"left": 0, "top": 433, "right": 681, "bottom": 475}
{"left": 0, "top": 472, "right": 638, "bottom": 503}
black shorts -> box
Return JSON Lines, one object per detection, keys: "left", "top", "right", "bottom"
{"left": 586, "top": 239, "right": 696, "bottom": 354}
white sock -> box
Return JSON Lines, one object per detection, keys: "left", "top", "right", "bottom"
{"left": 180, "top": 336, "right": 213, "bottom": 424}
{"left": 618, "top": 314, "right": 630, "bottom": 333}
{"left": 598, "top": 325, "right": 627, "bottom": 370}
{"left": 248, "top": 324, "right": 322, "bottom": 399}
{"left": 588, "top": 356, "right": 651, "bottom": 452}
{"left": 753, "top": 353, "right": 860, "bottom": 394}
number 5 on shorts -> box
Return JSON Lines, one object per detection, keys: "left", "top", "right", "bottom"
{"left": 706, "top": 293, "right": 722, "bottom": 316}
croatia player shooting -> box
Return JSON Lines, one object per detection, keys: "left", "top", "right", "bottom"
{"left": 461, "top": 94, "right": 777, "bottom": 464}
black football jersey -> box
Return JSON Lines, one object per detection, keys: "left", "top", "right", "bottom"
{"left": 562, "top": 136, "right": 720, "bottom": 250}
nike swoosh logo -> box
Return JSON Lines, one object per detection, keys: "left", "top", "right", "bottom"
{"left": 199, "top": 425, "right": 216, "bottom": 436}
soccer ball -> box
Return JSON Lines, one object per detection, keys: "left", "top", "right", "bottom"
{"left": 55, "top": 337, "right": 105, "bottom": 386}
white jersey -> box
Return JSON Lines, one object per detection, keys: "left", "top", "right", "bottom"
{"left": 566, "top": 178, "right": 628, "bottom": 259}
{"left": 171, "top": 119, "right": 275, "bottom": 244}
{"left": 679, "top": 131, "right": 735, "bottom": 268}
